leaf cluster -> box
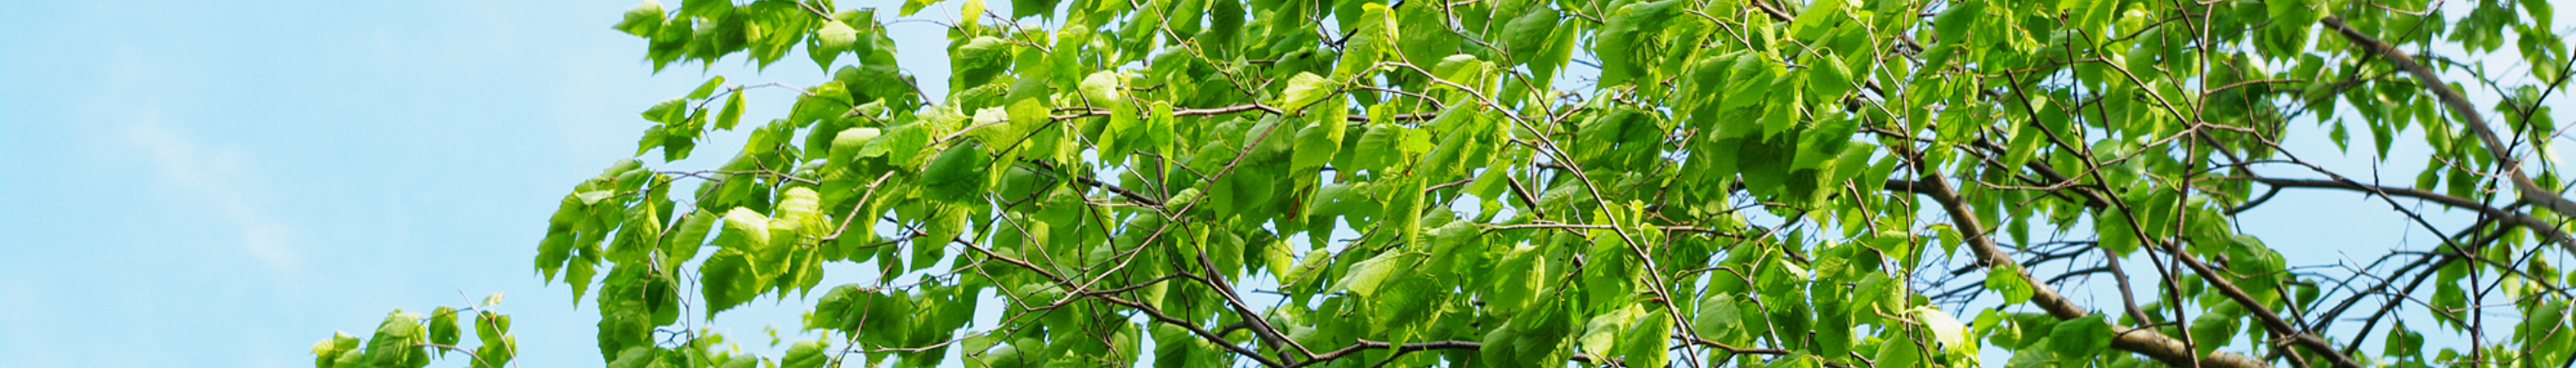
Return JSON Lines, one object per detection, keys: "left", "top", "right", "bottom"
{"left": 319, "top": 0, "right": 2576, "bottom": 367}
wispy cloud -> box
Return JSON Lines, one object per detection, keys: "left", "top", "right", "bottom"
{"left": 121, "top": 115, "right": 298, "bottom": 268}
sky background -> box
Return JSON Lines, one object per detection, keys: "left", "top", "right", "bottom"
{"left": 0, "top": 1, "right": 2570, "bottom": 368}
{"left": 0, "top": 1, "right": 974, "bottom": 367}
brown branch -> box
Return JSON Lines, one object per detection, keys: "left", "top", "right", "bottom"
{"left": 2323, "top": 16, "right": 2576, "bottom": 220}
{"left": 1747, "top": 0, "right": 1794, "bottom": 21}
{"left": 1884, "top": 178, "right": 2271, "bottom": 368}
{"left": 1064, "top": 172, "right": 1165, "bottom": 207}
{"left": 2239, "top": 176, "right": 2576, "bottom": 248}
{"left": 955, "top": 237, "right": 1287, "bottom": 367}
{"left": 1895, "top": 172, "right": 2374, "bottom": 367}
{"left": 1479, "top": 223, "right": 1747, "bottom": 237}
{"left": 2160, "top": 242, "right": 2363, "bottom": 368}
{"left": 1048, "top": 104, "right": 1440, "bottom": 121}
{"left": 1195, "top": 250, "right": 1316, "bottom": 360}
{"left": 1289, "top": 339, "right": 1485, "bottom": 368}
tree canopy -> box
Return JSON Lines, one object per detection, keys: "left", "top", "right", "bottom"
{"left": 312, "top": 0, "right": 2576, "bottom": 367}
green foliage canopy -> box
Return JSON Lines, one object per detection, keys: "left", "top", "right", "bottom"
{"left": 316, "top": 0, "right": 2576, "bottom": 367}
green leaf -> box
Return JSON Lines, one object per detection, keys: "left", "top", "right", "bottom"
{"left": 720, "top": 207, "right": 774, "bottom": 248}
{"left": 902, "top": 0, "right": 940, "bottom": 16}
{"left": 1291, "top": 121, "right": 1344, "bottom": 170}
{"left": 1915, "top": 307, "right": 1968, "bottom": 350}
{"left": 1164, "top": 188, "right": 1202, "bottom": 210}
{"left": 604, "top": 347, "right": 653, "bottom": 368}
{"left": 615, "top": 1, "right": 665, "bottom": 37}
{"left": 462, "top": 4, "right": 2576, "bottom": 368}
{"left": 1500, "top": 7, "right": 1560, "bottom": 65}
{"left": 2371, "top": 120, "right": 2395, "bottom": 159}
{"left": 783, "top": 340, "right": 827, "bottom": 368}
{"left": 700, "top": 249, "right": 757, "bottom": 318}
{"left": 2329, "top": 120, "right": 2351, "bottom": 153}
{"left": 714, "top": 88, "right": 745, "bottom": 130}
{"left": 862, "top": 122, "right": 927, "bottom": 162}
{"left": 1719, "top": 53, "right": 1775, "bottom": 113}
{"left": 365, "top": 310, "right": 431, "bottom": 368}
{"left": 1593, "top": 0, "right": 1681, "bottom": 86}
{"left": 1486, "top": 244, "right": 1545, "bottom": 314}
{"left": 1692, "top": 294, "right": 1743, "bottom": 340}
{"left": 1580, "top": 306, "right": 1643, "bottom": 360}
{"left": 575, "top": 190, "right": 615, "bottom": 205}
{"left": 1079, "top": 71, "right": 1128, "bottom": 109}
{"left": 2049, "top": 315, "right": 2114, "bottom": 364}
{"left": 1281, "top": 72, "right": 1338, "bottom": 112}
{"left": 470, "top": 312, "right": 513, "bottom": 368}
{"left": 689, "top": 75, "right": 725, "bottom": 100}
{"left": 474, "top": 311, "right": 508, "bottom": 342}
{"left": 1789, "top": 0, "right": 1851, "bottom": 39}
{"left": 2386, "top": 321, "right": 2423, "bottom": 358}
{"left": 776, "top": 187, "right": 822, "bottom": 232}
{"left": 645, "top": 16, "right": 692, "bottom": 70}
{"left": 1385, "top": 177, "right": 1426, "bottom": 248}
{"left": 1793, "top": 114, "right": 1856, "bottom": 171}
{"left": 1985, "top": 263, "right": 2034, "bottom": 305}
{"left": 1621, "top": 312, "right": 1671, "bottom": 368}
{"left": 1872, "top": 329, "right": 1924, "bottom": 368}
{"left": 661, "top": 209, "right": 715, "bottom": 268}
{"left": 428, "top": 307, "right": 459, "bottom": 350}
{"left": 1336, "top": 251, "right": 1407, "bottom": 297}
{"left": 813, "top": 20, "right": 858, "bottom": 68}
{"left": 679, "top": 0, "right": 732, "bottom": 18}
{"left": 830, "top": 127, "right": 881, "bottom": 163}
{"left": 1530, "top": 15, "right": 1581, "bottom": 86}
{"left": 2001, "top": 122, "right": 2046, "bottom": 170}
{"left": 312, "top": 332, "right": 362, "bottom": 368}
{"left": 1808, "top": 55, "right": 1854, "bottom": 98}
{"left": 921, "top": 143, "right": 995, "bottom": 204}
{"left": 952, "top": 37, "right": 1012, "bottom": 87}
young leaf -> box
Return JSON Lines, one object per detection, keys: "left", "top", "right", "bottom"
{"left": 1985, "top": 263, "right": 2035, "bottom": 305}
{"left": 689, "top": 75, "right": 726, "bottom": 100}
{"left": 1336, "top": 251, "right": 1407, "bottom": 297}
{"left": 714, "top": 89, "right": 745, "bottom": 130}
{"left": 428, "top": 307, "right": 460, "bottom": 351}
{"left": 1281, "top": 73, "right": 1339, "bottom": 112}
{"left": 615, "top": 1, "right": 665, "bottom": 37}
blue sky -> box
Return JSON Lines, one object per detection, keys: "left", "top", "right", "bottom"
{"left": 0, "top": 1, "right": 2567, "bottom": 368}
{"left": 0, "top": 1, "right": 973, "bottom": 367}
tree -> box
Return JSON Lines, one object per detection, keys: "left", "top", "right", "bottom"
{"left": 310, "top": 0, "right": 2576, "bottom": 367}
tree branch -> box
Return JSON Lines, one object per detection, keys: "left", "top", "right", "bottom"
{"left": 1049, "top": 104, "right": 1440, "bottom": 121}
{"left": 1885, "top": 178, "right": 2272, "bottom": 368}
{"left": 2323, "top": 16, "right": 2576, "bottom": 219}
{"left": 2239, "top": 176, "right": 2576, "bottom": 249}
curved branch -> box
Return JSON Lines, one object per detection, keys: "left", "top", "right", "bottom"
{"left": 1064, "top": 171, "right": 1164, "bottom": 207}
{"left": 2323, "top": 17, "right": 2576, "bottom": 220}
{"left": 2241, "top": 176, "right": 2576, "bottom": 248}
{"left": 1283, "top": 339, "right": 1607, "bottom": 368}
{"left": 1289, "top": 339, "right": 1483, "bottom": 368}
{"left": 1048, "top": 104, "right": 1441, "bottom": 121}
{"left": 1885, "top": 178, "right": 2272, "bottom": 368}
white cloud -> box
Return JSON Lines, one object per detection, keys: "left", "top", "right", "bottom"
{"left": 121, "top": 115, "right": 298, "bottom": 268}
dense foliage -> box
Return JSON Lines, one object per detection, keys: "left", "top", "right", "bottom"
{"left": 314, "top": 0, "right": 2576, "bottom": 366}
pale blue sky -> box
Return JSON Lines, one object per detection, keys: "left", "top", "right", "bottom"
{"left": 0, "top": 1, "right": 972, "bottom": 367}
{"left": 0, "top": 1, "right": 2566, "bottom": 368}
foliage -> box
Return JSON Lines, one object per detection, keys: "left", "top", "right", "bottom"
{"left": 312, "top": 294, "right": 520, "bottom": 368}
{"left": 317, "top": 0, "right": 2576, "bottom": 367}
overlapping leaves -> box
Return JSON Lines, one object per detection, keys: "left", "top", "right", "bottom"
{"left": 312, "top": 0, "right": 2576, "bottom": 367}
